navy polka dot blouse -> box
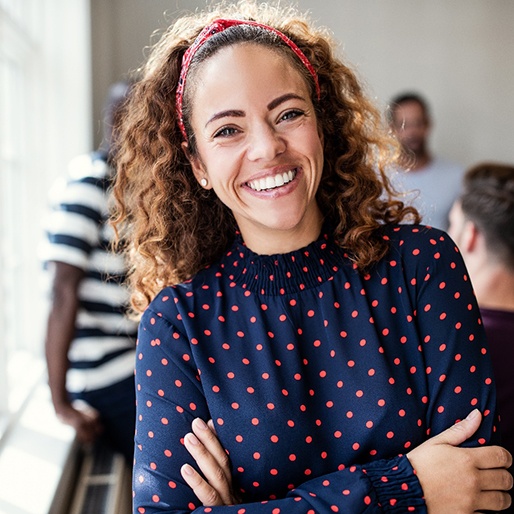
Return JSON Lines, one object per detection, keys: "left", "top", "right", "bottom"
{"left": 133, "top": 224, "right": 498, "bottom": 513}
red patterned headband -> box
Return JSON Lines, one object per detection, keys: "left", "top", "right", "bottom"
{"left": 176, "top": 18, "right": 321, "bottom": 141}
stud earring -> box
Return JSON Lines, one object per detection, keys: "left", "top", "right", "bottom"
{"left": 200, "top": 178, "right": 208, "bottom": 187}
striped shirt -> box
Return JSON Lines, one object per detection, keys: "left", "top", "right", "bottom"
{"left": 41, "top": 152, "right": 137, "bottom": 393}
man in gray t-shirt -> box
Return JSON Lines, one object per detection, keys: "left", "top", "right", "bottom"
{"left": 388, "top": 92, "right": 464, "bottom": 231}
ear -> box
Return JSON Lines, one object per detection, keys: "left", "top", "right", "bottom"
{"left": 181, "top": 141, "right": 211, "bottom": 189}
{"left": 461, "top": 219, "right": 480, "bottom": 254}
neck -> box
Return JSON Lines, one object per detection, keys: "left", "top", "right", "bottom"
{"left": 238, "top": 210, "right": 324, "bottom": 255}
{"left": 469, "top": 262, "right": 514, "bottom": 312}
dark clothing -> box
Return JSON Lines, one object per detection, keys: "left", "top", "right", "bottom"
{"left": 481, "top": 307, "right": 514, "bottom": 513}
{"left": 70, "top": 375, "right": 136, "bottom": 464}
{"left": 133, "top": 224, "right": 498, "bottom": 513}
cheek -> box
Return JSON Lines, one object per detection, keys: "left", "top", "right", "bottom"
{"left": 202, "top": 153, "right": 242, "bottom": 191}
{"left": 192, "top": 144, "right": 221, "bottom": 179}
{"left": 313, "top": 137, "right": 325, "bottom": 173}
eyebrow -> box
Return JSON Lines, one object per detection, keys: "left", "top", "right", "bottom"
{"left": 205, "top": 109, "right": 245, "bottom": 128}
{"left": 267, "top": 93, "right": 305, "bottom": 111}
{"left": 205, "top": 93, "right": 306, "bottom": 128}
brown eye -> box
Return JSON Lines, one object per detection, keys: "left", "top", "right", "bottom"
{"left": 213, "top": 126, "right": 239, "bottom": 138}
{"left": 279, "top": 110, "right": 304, "bottom": 122}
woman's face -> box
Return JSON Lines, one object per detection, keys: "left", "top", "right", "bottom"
{"left": 184, "top": 43, "right": 324, "bottom": 254}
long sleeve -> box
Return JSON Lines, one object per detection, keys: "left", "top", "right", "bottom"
{"left": 133, "top": 308, "right": 425, "bottom": 513}
{"left": 132, "top": 225, "right": 497, "bottom": 514}
{"left": 385, "top": 228, "right": 498, "bottom": 444}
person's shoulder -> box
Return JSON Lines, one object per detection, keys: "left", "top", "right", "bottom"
{"left": 381, "top": 223, "right": 446, "bottom": 240}
{"left": 429, "top": 156, "right": 464, "bottom": 175}
{"left": 375, "top": 224, "right": 464, "bottom": 280}
{"left": 144, "top": 286, "right": 177, "bottom": 314}
{"left": 67, "top": 152, "right": 112, "bottom": 184}
{"left": 145, "top": 264, "right": 224, "bottom": 314}
{"left": 380, "top": 223, "right": 457, "bottom": 257}
{"left": 48, "top": 153, "right": 112, "bottom": 207}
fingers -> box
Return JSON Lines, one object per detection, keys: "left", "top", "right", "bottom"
{"left": 183, "top": 432, "right": 226, "bottom": 488}
{"left": 191, "top": 418, "right": 231, "bottom": 481}
{"left": 465, "top": 445, "right": 514, "bottom": 471}
{"left": 475, "top": 490, "right": 513, "bottom": 513}
{"left": 430, "top": 409, "right": 482, "bottom": 447}
{"left": 181, "top": 464, "right": 222, "bottom": 507}
{"left": 69, "top": 409, "right": 103, "bottom": 444}
{"left": 498, "top": 446, "right": 514, "bottom": 471}
{"left": 183, "top": 421, "right": 234, "bottom": 505}
{"left": 207, "top": 418, "right": 217, "bottom": 434}
{"left": 478, "top": 468, "right": 514, "bottom": 492}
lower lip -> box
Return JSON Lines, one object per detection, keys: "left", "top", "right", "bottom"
{"left": 244, "top": 169, "right": 301, "bottom": 198}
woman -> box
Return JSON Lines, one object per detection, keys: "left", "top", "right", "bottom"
{"left": 113, "top": 2, "right": 512, "bottom": 513}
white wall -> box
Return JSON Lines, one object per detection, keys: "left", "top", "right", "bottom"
{"left": 90, "top": 0, "right": 514, "bottom": 168}
{"left": 43, "top": 0, "right": 93, "bottom": 183}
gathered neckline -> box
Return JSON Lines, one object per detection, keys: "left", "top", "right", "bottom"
{"left": 218, "top": 231, "right": 352, "bottom": 296}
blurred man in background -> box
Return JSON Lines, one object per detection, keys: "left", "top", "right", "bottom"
{"left": 388, "top": 92, "right": 464, "bottom": 230}
{"left": 40, "top": 81, "right": 137, "bottom": 463}
{"left": 448, "top": 162, "right": 514, "bottom": 513}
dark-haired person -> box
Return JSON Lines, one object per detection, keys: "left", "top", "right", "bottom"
{"left": 41, "top": 81, "right": 137, "bottom": 463}
{"left": 388, "top": 92, "right": 464, "bottom": 230}
{"left": 112, "top": 2, "right": 512, "bottom": 512}
{"left": 449, "top": 162, "right": 514, "bottom": 514}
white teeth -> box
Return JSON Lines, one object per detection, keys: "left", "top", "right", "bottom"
{"left": 275, "top": 174, "right": 284, "bottom": 187}
{"left": 248, "top": 169, "right": 297, "bottom": 191}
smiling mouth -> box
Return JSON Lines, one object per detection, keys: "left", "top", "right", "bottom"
{"left": 247, "top": 169, "right": 298, "bottom": 192}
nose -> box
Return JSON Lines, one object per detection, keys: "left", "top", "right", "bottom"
{"left": 246, "top": 123, "right": 286, "bottom": 162}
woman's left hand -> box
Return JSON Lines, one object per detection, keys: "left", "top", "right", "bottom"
{"left": 181, "top": 418, "right": 241, "bottom": 506}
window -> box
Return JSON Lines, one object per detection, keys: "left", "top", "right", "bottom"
{"left": 0, "top": 0, "right": 91, "bottom": 437}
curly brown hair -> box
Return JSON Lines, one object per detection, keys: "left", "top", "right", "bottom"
{"left": 112, "top": 0, "right": 419, "bottom": 313}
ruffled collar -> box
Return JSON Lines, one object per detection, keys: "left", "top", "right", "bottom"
{"left": 219, "top": 231, "right": 349, "bottom": 296}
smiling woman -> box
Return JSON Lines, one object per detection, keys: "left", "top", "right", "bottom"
{"left": 111, "top": 1, "right": 513, "bottom": 513}
{"left": 184, "top": 43, "right": 324, "bottom": 254}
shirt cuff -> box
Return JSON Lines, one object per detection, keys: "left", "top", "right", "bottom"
{"left": 364, "top": 455, "right": 426, "bottom": 512}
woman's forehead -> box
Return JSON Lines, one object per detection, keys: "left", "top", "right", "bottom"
{"left": 188, "top": 43, "right": 309, "bottom": 103}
